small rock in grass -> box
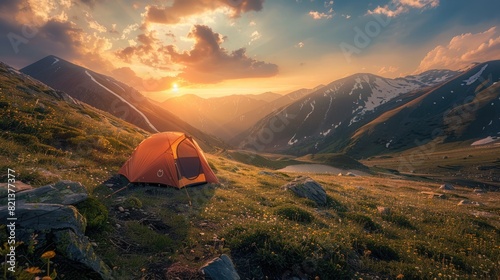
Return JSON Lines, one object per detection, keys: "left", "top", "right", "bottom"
{"left": 457, "top": 200, "right": 482, "bottom": 206}
{"left": 377, "top": 206, "right": 391, "bottom": 215}
{"left": 439, "top": 183, "right": 455, "bottom": 190}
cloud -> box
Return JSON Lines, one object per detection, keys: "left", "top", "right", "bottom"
{"left": 296, "top": 42, "right": 304, "bottom": 48}
{"left": 367, "top": 0, "right": 439, "bottom": 17}
{"left": 112, "top": 67, "right": 175, "bottom": 91}
{"left": 114, "top": 31, "right": 172, "bottom": 70}
{"left": 163, "top": 25, "right": 278, "bottom": 83}
{"left": 145, "top": 0, "right": 264, "bottom": 25}
{"left": 415, "top": 27, "right": 500, "bottom": 72}
{"left": 249, "top": 31, "right": 261, "bottom": 44}
{"left": 309, "top": 11, "right": 333, "bottom": 20}
{"left": 378, "top": 65, "right": 399, "bottom": 75}
{"left": 77, "top": 0, "right": 104, "bottom": 8}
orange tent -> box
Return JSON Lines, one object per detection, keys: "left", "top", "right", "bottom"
{"left": 119, "top": 132, "right": 219, "bottom": 188}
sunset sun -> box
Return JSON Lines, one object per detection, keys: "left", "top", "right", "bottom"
{"left": 172, "top": 83, "right": 179, "bottom": 93}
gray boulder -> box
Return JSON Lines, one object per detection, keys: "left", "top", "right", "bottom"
{"left": 0, "top": 180, "right": 88, "bottom": 206}
{"left": 283, "top": 176, "right": 327, "bottom": 206}
{"left": 201, "top": 254, "right": 240, "bottom": 280}
{"left": 0, "top": 203, "right": 112, "bottom": 279}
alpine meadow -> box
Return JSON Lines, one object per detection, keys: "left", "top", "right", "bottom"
{"left": 0, "top": 1, "right": 499, "bottom": 280}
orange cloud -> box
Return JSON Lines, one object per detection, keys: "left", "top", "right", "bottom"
{"left": 367, "top": 0, "right": 439, "bottom": 17}
{"left": 163, "top": 25, "right": 278, "bottom": 83}
{"left": 416, "top": 27, "right": 500, "bottom": 72}
{"left": 145, "top": 0, "right": 264, "bottom": 25}
{"left": 308, "top": 11, "right": 333, "bottom": 20}
{"left": 112, "top": 67, "right": 175, "bottom": 91}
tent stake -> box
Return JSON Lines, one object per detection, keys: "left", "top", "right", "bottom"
{"left": 184, "top": 187, "right": 192, "bottom": 207}
{"left": 106, "top": 183, "right": 130, "bottom": 198}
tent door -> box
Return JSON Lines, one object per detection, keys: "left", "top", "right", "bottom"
{"left": 176, "top": 139, "right": 203, "bottom": 181}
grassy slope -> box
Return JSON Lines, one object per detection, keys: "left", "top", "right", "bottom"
{"left": 0, "top": 64, "right": 147, "bottom": 190}
{"left": 362, "top": 142, "right": 500, "bottom": 189}
{"left": 89, "top": 154, "right": 499, "bottom": 279}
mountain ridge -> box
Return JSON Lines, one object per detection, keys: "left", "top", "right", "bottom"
{"left": 20, "top": 55, "right": 226, "bottom": 151}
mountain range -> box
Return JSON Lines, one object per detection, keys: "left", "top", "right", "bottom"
{"left": 11, "top": 55, "right": 500, "bottom": 160}
{"left": 161, "top": 87, "right": 321, "bottom": 141}
{"left": 20, "top": 56, "right": 225, "bottom": 151}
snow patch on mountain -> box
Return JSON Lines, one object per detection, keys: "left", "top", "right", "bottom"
{"left": 471, "top": 136, "right": 497, "bottom": 146}
{"left": 288, "top": 134, "right": 298, "bottom": 146}
{"left": 463, "top": 64, "right": 488, "bottom": 86}
{"left": 51, "top": 57, "right": 60, "bottom": 65}
{"left": 85, "top": 70, "right": 159, "bottom": 132}
{"left": 304, "top": 101, "right": 315, "bottom": 122}
{"left": 112, "top": 81, "right": 126, "bottom": 92}
{"left": 324, "top": 95, "right": 333, "bottom": 120}
{"left": 348, "top": 77, "right": 363, "bottom": 96}
{"left": 320, "top": 129, "right": 331, "bottom": 136}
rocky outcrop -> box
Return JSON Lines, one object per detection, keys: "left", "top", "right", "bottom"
{"left": 0, "top": 181, "right": 112, "bottom": 280}
{"left": 282, "top": 176, "right": 327, "bottom": 206}
{"left": 0, "top": 180, "right": 88, "bottom": 206}
{"left": 201, "top": 254, "right": 240, "bottom": 280}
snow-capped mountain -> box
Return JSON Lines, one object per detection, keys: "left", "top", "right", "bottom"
{"left": 20, "top": 55, "right": 225, "bottom": 150}
{"left": 347, "top": 61, "right": 500, "bottom": 158}
{"left": 237, "top": 69, "right": 459, "bottom": 155}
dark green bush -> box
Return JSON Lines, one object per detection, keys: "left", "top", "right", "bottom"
{"left": 382, "top": 214, "right": 415, "bottom": 230}
{"left": 76, "top": 197, "right": 109, "bottom": 230}
{"left": 353, "top": 239, "right": 400, "bottom": 261}
{"left": 347, "top": 213, "right": 381, "bottom": 232}
{"left": 275, "top": 205, "right": 314, "bottom": 223}
{"left": 123, "top": 196, "right": 142, "bottom": 208}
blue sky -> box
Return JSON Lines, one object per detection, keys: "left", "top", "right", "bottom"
{"left": 1, "top": 0, "right": 499, "bottom": 99}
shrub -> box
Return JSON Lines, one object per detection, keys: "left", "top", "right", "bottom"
{"left": 123, "top": 196, "right": 143, "bottom": 209}
{"left": 275, "top": 205, "right": 314, "bottom": 223}
{"left": 75, "top": 197, "right": 109, "bottom": 230}
{"left": 347, "top": 213, "right": 381, "bottom": 232}
{"left": 382, "top": 214, "right": 416, "bottom": 230}
{"left": 353, "top": 239, "right": 400, "bottom": 261}
{"left": 326, "top": 195, "right": 348, "bottom": 212}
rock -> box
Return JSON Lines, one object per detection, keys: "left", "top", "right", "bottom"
{"left": 338, "top": 173, "right": 343, "bottom": 176}
{"left": 201, "top": 254, "right": 240, "bottom": 280}
{"left": 0, "top": 180, "right": 88, "bottom": 206}
{"left": 258, "top": 171, "right": 277, "bottom": 177}
{"left": 473, "top": 189, "right": 486, "bottom": 193}
{"left": 421, "top": 191, "right": 446, "bottom": 199}
{"left": 439, "top": 183, "right": 455, "bottom": 190}
{"left": 118, "top": 206, "right": 125, "bottom": 212}
{"left": 282, "top": 176, "right": 327, "bottom": 206}
{"left": 346, "top": 172, "right": 356, "bottom": 177}
{"left": 0, "top": 203, "right": 112, "bottom": 279}
{"left": 355, "top": 186, "right": 364, "bottom": 190}
{"left": 457, "top": 200, "right": 482, "bottom": 206}
{"left": 0, "top": 180, "right": 33, "bottom": 197}
{"left": 377, "top": 206, "right": 391, "bottom": 215}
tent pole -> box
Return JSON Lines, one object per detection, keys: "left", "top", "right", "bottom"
{"left": 184, "top": 187, "right": 192, "bottom": 207}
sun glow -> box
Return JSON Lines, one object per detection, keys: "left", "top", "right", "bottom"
{"left": 172, "top": 83, "right": 179, "bottom": 93}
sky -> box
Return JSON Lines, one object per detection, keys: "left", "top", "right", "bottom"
{"left": 1, "top": 0, "right": 500, "bottom": 101}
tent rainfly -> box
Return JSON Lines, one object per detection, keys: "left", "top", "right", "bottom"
{"left": 119, "top": 132, "right": 218, "bottom": 188}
